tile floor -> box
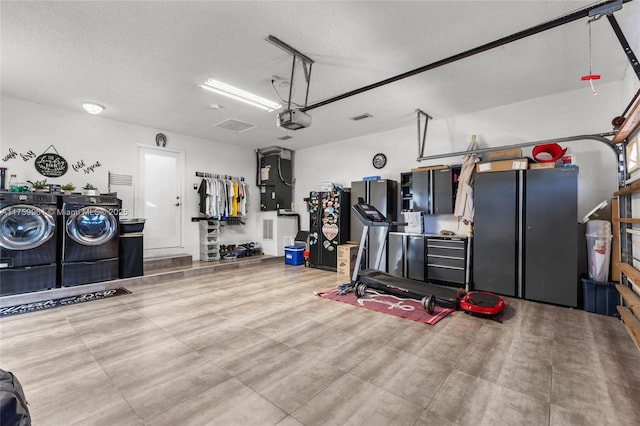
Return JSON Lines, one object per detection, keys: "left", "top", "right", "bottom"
{"left": 1, "top": 261, "right": 639, "bottom": 426}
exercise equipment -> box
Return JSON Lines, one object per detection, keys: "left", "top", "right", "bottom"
{"left": 350, "top": 200, "right": 460, "bottom": 313}
{"left": 458, "top": 291, "right": 506, "bottom": 319}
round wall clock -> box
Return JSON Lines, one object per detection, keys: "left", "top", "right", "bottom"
{"left": 372, "top": 153, "right": 387, "bottom": 169}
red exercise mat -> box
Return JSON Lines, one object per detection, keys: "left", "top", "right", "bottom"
{"left": 316, "top": 287, "right": 455, "bottom": 325}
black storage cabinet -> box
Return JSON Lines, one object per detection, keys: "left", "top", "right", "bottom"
{"left": 425, "top": 237, "right": 468, "bottom": 288}
{"left": 119, "top": 233, "right": 144, "bottom": 278}
{"left": 413, "top": 169, "right": 454, "bottom": 214}
{"left": 389, "top": 233, "right": 426, "bottom": 281}
{"left": 350, "top": 179, "right": 397, "bottom": 271}
{"left": 473, "top": 167, "right": 579, "bottom": 307}
{"left": 523, "top": 168, "right": 578, "bottom": 306}
{"left": 473, "top": 171, "right": 520, "bottom": 296}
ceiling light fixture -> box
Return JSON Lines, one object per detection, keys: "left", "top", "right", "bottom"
{"left": 198, "top": 78, "right": 281, "bottom": 112}
{"left": 82, "top": 102, "right": 105, "bottom": 115}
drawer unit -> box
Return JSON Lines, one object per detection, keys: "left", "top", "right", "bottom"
{"left": 425, "top": 237, "right": 469, "bottom": 288}
{"left": 427, "top": 255, "right": 464, "bottom": 269}
{"left": 427, "top": 244, "right": 465, "bottom": 258}
{"left": 427, "top": 265, "right": 466, "bottom": 285}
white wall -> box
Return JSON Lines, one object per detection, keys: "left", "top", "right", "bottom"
{"left": 294, "top": 81, "right": 627, "bottom": 232}
{"left": 1, "top": 78, "right": 632, "bottom": 260}
{"left": 0, "top": 96, "right": 262, "bottom": 259}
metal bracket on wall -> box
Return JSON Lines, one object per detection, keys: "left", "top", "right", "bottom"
{"left": 416, "top": 132, "right": 624, "bottom": 183}
{"left": 417, "top": 133, "right": 618, "bottom": 161}
{"left": 416, "top": 109, "right": 432, "bottom": 161}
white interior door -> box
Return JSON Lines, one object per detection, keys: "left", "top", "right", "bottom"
{"left": 136, "top": 145, "right": 183, "bottom": 249}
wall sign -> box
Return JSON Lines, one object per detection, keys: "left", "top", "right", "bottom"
{"left": 34, "top": 145, "right": 68, "bottom": 177}
{"left": 156, "top": 133, "right": 167, "bottom": 147}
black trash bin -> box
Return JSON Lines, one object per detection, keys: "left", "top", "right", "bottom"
{"left": 119, "top": 219, "right": 145, "bottom": 278}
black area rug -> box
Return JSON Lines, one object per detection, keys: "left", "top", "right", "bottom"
{"left": 0, "top": 288, "right": 131, "bottom": 318}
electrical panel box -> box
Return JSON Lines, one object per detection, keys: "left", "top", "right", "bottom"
{"left": 259, "top": 154, "right": 293, "bottom": 211}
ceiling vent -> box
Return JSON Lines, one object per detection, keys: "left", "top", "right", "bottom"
{"left": 214, "top": 118, "right": 257, "bottom": 133}
{"left": 278, "top": 135, "right": 293, "bottom": 141}
{"left": 350, "top": 113, "right": 372, "bottom": 121}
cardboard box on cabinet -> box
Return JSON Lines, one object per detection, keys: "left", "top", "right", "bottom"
{"left": 530, "top": 162, "right": 556, "bottom": 170}
{"left": 475, "top": 158, "right": 529, "bottom": 174}
{"left": 485, "top": 147, "right": 523, "bottom": 161}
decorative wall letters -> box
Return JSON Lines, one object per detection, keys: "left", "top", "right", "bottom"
{"left": 2, "top": 145, "right": 103, "bottom": 177}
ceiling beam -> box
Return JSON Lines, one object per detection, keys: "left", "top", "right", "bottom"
{"left": 301, "top": 0, "right": 633, "bottom": 113}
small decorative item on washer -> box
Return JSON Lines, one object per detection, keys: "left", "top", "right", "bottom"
{"left": 155, "top": 133, "right": 167, "bottom": 147}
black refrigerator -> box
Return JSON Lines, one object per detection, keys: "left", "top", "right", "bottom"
{"left": 473, "top": 167, "right": 579, "bottom": 307}
{"left": 350, "top": 179, "right": 397, "bottom": 271}
{"left": 308, "top": 190, "right": 351, "bottom": 271}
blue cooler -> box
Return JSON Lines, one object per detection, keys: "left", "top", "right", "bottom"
{"left": 285, "top": 245, "right": 304, "bottom": 265}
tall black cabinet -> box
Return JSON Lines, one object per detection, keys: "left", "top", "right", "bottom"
{"left": 350, "top": 179, "right": 397, "bottom": 271}
{"left": 473, "top": 167, "right": 579, "bottom": 307}
{"left": 523, "top": 168, "right": 578, "bottom": 306}
{"left": 473, "top": 171, "right": 520, "bottom": 297}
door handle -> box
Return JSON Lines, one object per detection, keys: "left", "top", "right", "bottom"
{"left": 175, "top": 203, "right": 180, "bottom": 207}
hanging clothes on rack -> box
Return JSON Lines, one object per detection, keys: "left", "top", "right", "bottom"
{"left": 217, "top": 177, "right": 227, "bottom": 219}
{"left": 238, "top": 179, "right": 247, "bottom": 216}
{"left": 232, "top": 179, "right": 239, "bottom": 215}
{"left": 197, "top": 177, "right": 215, "bottom": 216}
{"left": 210, "top": 178, "right": 219, "bottom": 218}
{"left": 195, "top": 172, "right": 247, "bottom": 219}
{"left": 226, "top": 178, "right": 234, "bottom": 217}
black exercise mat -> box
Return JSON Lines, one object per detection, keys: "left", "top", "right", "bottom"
{"left": 0, "top": 288, "right": 131, "bottom": 318}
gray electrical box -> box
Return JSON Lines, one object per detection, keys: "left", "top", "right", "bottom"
{"left": 258, "top": 148, "right": 293, "bottom": 211}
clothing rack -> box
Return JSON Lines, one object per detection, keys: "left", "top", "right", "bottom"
{"left": 195, "top": 172, "right": 248, "bottom": 223}
{"left": 195, "top": 171, "right": 245, "bottom": 181}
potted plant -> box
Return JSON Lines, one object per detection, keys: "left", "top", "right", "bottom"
{"left": 29, "top": 179, "right": 49, "bottom": 192}
{"left": 61, "top": 183, "right": 76, "bottom": 195}
{"left": 82, "top": 183, "right": 97, "bottom": 195}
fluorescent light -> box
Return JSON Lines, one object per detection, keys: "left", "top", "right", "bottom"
{"left": 82, "top": 102, "right": 105, "bottom": 115}
{"left": 198, "top": 79, "right": 281, "bottom": 112}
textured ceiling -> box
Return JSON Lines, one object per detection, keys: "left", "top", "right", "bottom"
{"left": 2, "top": 1, "right": 639, "bottom": 151}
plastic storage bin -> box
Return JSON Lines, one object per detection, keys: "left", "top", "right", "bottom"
{"left": 285, "top": 245, "right": 304, "bottom": 265}
{"left": 581, "top": 277, "right": 618, "bottom": 316}
{"left": 586, "top": 220, "right": 612, "bottom": 282}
